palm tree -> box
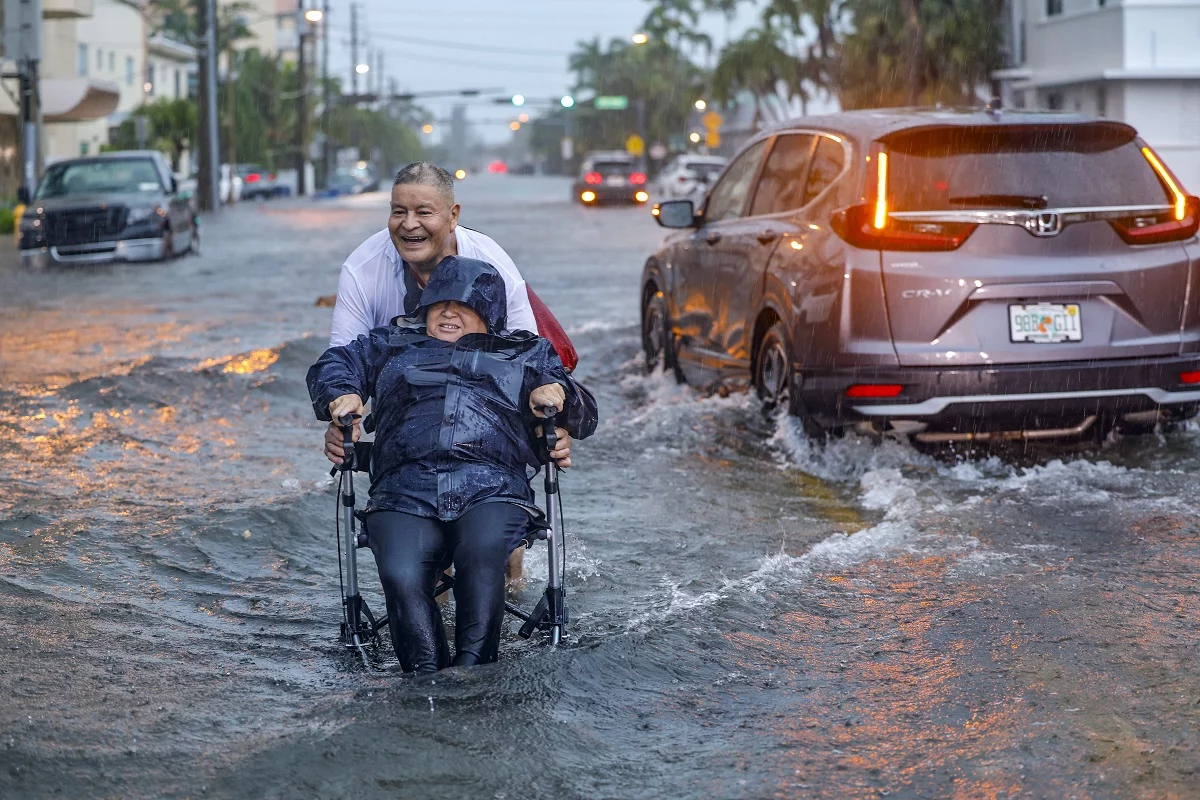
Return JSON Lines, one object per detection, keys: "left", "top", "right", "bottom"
{"left": 711, "top": 27, "right": 811, "bottom": 122}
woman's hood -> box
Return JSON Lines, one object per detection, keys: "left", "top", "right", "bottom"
{"left": 410, "top": 255, "right": 507, "bottom": 333}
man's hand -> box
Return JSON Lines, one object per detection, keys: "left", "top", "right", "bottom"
{"left": 530, "top": 383, "right": 566, "bottom": 416}
{"left": 324, "top": 394, "right": 363, "bottom": 465}
{"left": 535, "top": 426, "right": 573, "bottom": 469}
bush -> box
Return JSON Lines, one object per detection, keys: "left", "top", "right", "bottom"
{"left": 0, "top": 206, "right": 14, "bottom": 235}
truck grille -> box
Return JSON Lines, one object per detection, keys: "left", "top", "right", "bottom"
{"left": 44, "top": 206, "right": 125, "bottom": 246}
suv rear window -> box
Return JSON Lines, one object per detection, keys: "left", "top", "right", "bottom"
{"left": 590, "top": 161, "right": 632, "bottom": 177}
{"left": 883, "top": 124, "right": 1172, "bottom": 212}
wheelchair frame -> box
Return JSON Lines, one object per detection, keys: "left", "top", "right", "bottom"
{"left": 333, "top": 412, "right": 569, "bottom": 664}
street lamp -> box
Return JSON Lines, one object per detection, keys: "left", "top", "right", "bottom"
{"left": 694, "top": 99, "right": 707, "bottom": 111}
{"left": 632, "top": 32, "right": 649, "bottom": 45}
{"left": 509, "top": 121, "right": 521, "bottom": 131}
{"left": 421, "top": 123, "right": 434, "bottom": 134}
{"left": 689, "top": 132, "right": 701, "bottom": 144}
{"left": 355, "top": 63, "right": 370, "bottom": 74}
{"left": 303, "top": 8, "right": 323, "bottom": 22}
{"left": 560, "top": 95, "right": 574, "bottom": 108}
{"left": 511, "top": 94, "right": 525, "bottom": 106}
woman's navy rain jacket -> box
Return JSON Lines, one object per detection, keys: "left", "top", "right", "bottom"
{"left": 307, "top": 256, "right": 598, "bottom": 522}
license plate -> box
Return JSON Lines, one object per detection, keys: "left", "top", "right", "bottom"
{"left": 1009, "top": 303, "right": 1083, "bottom": 343}
{"left": 606, "top": 176, "right": 626, "bottom": 186}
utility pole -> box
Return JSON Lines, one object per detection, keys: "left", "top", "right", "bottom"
{"left": 321, "top": 0, "right": 330, "bottom": 189}
{"left": 224, "top": 37, "right": 237, "bottom": 203}
{"left": 196, "top": 0, "right": 221, "bottom": 211}
{"left": 375, "top": 51, "right": 383, "bottom": 101}
{"left": 350, "top": 2, "right": 359, "bottom": 96}
{"left": 6, "top": 0, "right": 43, "bottom": 200}
{"left": 297, "top": 0, "right": 308, "bottom": 195}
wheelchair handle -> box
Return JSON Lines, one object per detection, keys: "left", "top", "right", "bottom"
{"left": 336, "top": 413, "right": 361, "bottom": 472}
{"left": 538, "top": 406, "right": 559, "bottom": 453}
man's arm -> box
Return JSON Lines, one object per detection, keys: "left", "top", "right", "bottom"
{"left": 329, "top": 266, "right": 374, "bottom": 347}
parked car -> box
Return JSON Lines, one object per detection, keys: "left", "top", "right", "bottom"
{"left": 236, "top": 164, "right": 278, "bottom": 200}
{"left": 655, "top": 154, "right": 727, "bottom": 200}
{"left": 19, "top": 150, "right": 199, "bottom": 267}
{"left": 643, "top": 109, "right": 1200, "bottom": 443}
{"left": 572, "top": 152, "right": 649, "bottom": 205}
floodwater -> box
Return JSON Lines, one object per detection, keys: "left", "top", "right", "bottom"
{"left": 2, "top": 178, "right": 1199, "bottom": 799}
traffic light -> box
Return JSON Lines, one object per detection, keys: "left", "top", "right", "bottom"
{"left": 511, "top": 94, "right": 525, "bottom": 106}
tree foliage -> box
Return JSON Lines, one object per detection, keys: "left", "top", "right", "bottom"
{"left": 565, "top": 35, "right": 707, "bottom": 158}
{"left": 106, "top": 98, "right": 196, "bottom": 171}
{"left": 705, "top": 0, "right": 1003, "bottom": 110}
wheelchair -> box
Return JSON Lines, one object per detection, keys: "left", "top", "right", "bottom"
{"left": 331, "top": 411, "right": 569, "bottom": 664}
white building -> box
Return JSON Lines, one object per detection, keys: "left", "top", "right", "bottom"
{"left": 995, "top": 0, "right": 1200, "bottom": 192}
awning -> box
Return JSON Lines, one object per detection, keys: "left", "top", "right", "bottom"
{"left": 41, "top": 77, "right": 120, "bottom": 123}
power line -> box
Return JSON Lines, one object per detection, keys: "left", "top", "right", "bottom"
{"left": 323, "top": 25, "right": 571, "bottom": 58}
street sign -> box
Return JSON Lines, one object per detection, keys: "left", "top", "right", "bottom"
{"left": 649, "top": 142, "right": 668, "bottom": 161}
{"left": 561, "top": 136, "right": 574, "bottom": 161}
{"left": 625, "top": 134, "right": 645, "bottom": 157}
{"left": 702, "top": 110, "right": 723, "bottom": 131}
{"left": 595, "top": 95, "right": 630, "bottom": 111}
{"left": 706, "top": 131, "right": 721, "bottom": 149}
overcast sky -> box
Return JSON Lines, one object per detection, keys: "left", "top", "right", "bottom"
{"left": 321, "top": 0, "right": 756, "bottom": 143}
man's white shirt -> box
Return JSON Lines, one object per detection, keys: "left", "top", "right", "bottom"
{"left": 329, "top": 227, "right": 536, "bottom": 347}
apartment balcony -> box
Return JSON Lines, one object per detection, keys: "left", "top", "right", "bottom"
{"left": 43, "top": 0, "right": 94, "bottom": 19}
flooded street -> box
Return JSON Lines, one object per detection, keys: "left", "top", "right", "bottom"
{"left": 3, "top": 177, "right": 1200, "bottom": 798}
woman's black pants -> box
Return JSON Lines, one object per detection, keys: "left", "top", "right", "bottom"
{"left": 365, "top": 504, "right": 528, "bottom": 673}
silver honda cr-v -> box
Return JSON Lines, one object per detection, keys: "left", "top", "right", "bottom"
{"left": 643, "top": 109, "right": 1200, "bottom": 442}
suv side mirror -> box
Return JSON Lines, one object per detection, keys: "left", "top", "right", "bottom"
{"left": 654, "top": 199, "right": 698, "bottom": 229}
{"left": 169, "top": 176, "right": 179, "bottom": 194}
{"left": 16, "top": 185, "right": 30, "bottom": 205}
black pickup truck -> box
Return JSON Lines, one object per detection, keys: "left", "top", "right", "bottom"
{"left": 19, "top": 150, "right": 198, "bottom": 267}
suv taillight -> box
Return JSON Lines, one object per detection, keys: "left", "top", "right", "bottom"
{"left": 1109, "top": 197, "right": 1200, "bottom": 245}
{"left": 831, "top": 203, "right": 978, "bottom": 252}
{"left": 245, "top": 173, "right": 261, "bottom": 183}
{"left": 584, "top": 172, "right": 602, "bottom": 185}
{"left": 831, "top": 144, "right": 976, "bottom": 252}
{"left": 630, "top": 172, "right": 647, "bottom": 185}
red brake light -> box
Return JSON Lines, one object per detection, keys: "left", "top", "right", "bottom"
{"left": 584, "top": 172, "right": 602, "bottom": 185}
{"left": 245, "top": 173, "right": 261, "bottom": 183}
{"left": 630, "top": 172, "right": 647, "bottom": 185}
{"left": 845, "top": 384, "right": 904, "bottom": 399}
{"left": 1180, "top": 371, "right": 1200, "bottom": 385}
{"left": 831, "top": 204, "right": 977, "bottom": 252}
{"left": 1109, "top": 196, "right": 1200, "bottom": 245}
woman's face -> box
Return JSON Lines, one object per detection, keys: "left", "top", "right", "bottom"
{"left": 426, "top": 301, "right": 486, "bottom": 343}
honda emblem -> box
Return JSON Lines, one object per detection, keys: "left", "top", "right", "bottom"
{"left": 1025, "top": 212, "right": 1063, "bottom": 237}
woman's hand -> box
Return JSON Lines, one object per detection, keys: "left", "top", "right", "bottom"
{"left": 530, "top": 383, "right": 566, "bottom": 417}
{"left": 324, "top": 394, "right": 363, "bottom": 465}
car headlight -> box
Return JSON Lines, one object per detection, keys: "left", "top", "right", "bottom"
{"left": 126, "top": 205, "right": 165, "bottom": 224}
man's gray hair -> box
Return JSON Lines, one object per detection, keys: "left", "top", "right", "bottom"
{"left": 393, "top": 161, "right": 455, "bottom": 205}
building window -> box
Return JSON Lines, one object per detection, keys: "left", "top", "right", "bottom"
{"left": 147, "top": 64, "right": 155, "bottom": 96}
{"left": 126, "top": 56, "right": 134, "bottom": 86}
{"left": 108, "top": 52, "right": 115, "bottom": 73}
{"left": 174, "top": 69, "right": 181, "bottom": 98}
{"left": 1046, "top": 91, "right": 1065, "bottom": 110}
{"left": 96, "top": 48, "right": 102, "bottom": 70}
{"left": 78, "top": 44, "right": 88, "bottom": 76}
{"left": 1047, "top": 0, "right": 1063, "bottom": 15}
{"left": 80, "top": 142, "right": 89, "bottom": 156}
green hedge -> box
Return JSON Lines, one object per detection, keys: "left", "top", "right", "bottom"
{"left": 0, "top": 207, "right": 14, "bottom": 235}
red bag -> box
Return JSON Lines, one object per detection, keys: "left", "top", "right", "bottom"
{"left": 526, "top": 285, "right": 578, "bottom": 372}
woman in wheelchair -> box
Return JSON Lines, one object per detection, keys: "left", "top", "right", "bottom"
{"left": 307, "top": 256, "right": 597, "bottom": 673}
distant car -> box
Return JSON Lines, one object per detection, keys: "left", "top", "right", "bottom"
{"left": 488, "top": 160, "right": 508, "bottom": 174}
{"left": 656, "top": 154, "right": 727, "bottom": 200}
{"left": 644, "top": 108, "right": 1200, "bottom": 443}
{"left": 572, "top": 152, "right": 649, "bottom": 205}
{"left": 19, "top": 150, "right": 199, "bottom": 267}
{"left": 237, "top": 164, "right": 277, "bottom": 200}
